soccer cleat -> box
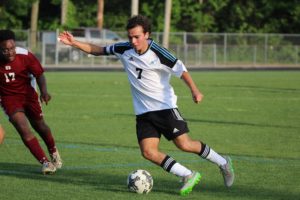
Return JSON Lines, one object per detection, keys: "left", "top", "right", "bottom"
{"left": 51, "top": 150, "right": 63, "bottom": 169}
{"left": 42, "top": 161, "right": 56, "bottom": 175}
{"left": 179, "top": 171, "right": 201, "bottom": 196}
{"left": 220, "top": 156, "right": 234, "bottom": 187}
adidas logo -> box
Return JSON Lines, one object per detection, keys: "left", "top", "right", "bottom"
{"left": 149, "top": 59, "right": 158, "bottom": 65}
{"left": 173, "top": 128, "right": 179, "bottom": 133}
{"left": 129, "top": 56, "right": 134, "bottom": 61}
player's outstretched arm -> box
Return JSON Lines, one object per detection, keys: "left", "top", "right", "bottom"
{"left": 181, "top": 71, "right": 203, "bottom": 104}
{"left": 58, "top": 31, "right": 106, "bottom": 56}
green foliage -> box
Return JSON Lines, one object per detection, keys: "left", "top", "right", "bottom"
{"left": 1, "top": 0, "right": 300, "bottom": 33}
{"left": 173, "top": 0, "right": 202, "bottom": 32}
{"left": 0, "top": 0, "right": 33, "bottom": 29}
{"left": 140, "top": 0, "right": 165, "bottom": 32}
{"left": 64, "top": 0, "right": 79, "bottom": 29}
{"left": 70, "top": 0, "right": 130, "bottom": 29}
{"left": 104, "top": 14, "right": 129, "bottom": 31}
{"left": 71, "top": 0, "right": 98, "bottom": 27}
{"left": 213, "top": 0, "right": 300, "bottom": 33}
{"left": 38, "top": 0, "right": 60, "bottom": 30}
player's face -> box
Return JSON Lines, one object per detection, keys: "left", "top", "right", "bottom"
{"left": 0, "top": 39, "right": 16, "bottom": 62}
{"left": 127, "top": 25, "right": 149, "bottom": 54}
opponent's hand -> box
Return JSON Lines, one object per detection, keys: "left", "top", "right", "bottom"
{"left": 40, "top": 93, "right": 51, "bottom": 105}
{"left": 58, "top": 31, "right": 75, "bottom": 46}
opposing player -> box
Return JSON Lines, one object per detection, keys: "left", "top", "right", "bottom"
{"left": 59, "top": 15, "right": 234, "bottom": 195}
{"left": 0, "top": 30, "right": 62, "bottom": 174}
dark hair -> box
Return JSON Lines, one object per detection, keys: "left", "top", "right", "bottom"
{"left": 126, "top": 15, "right": 151, "bottom": 34}
{"left": 0, "top": 30, "right": 16, "bottom": 42}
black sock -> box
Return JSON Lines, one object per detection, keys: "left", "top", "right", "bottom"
{"left": 160, "top": 155, "right": 177, "bottom": 172}
{"left": 199, "top": 142, "right": 210, "bottom": 159}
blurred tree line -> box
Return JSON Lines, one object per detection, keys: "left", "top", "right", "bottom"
{"left": 1, "top": 0, "right": 300, "bottom": 33}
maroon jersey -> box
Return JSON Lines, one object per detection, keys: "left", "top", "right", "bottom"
{"left": 0, "top": 47, "right": 44, "bottom": 96}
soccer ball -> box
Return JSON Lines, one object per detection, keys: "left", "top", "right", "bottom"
{"left": 127, "top": 169, "right": 153, "bottom": 194}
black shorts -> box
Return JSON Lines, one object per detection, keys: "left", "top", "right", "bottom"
{"left": 136, "top": 108, "right": 189, "bottom": 142}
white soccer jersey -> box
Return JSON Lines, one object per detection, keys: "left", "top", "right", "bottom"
{"left": 105, "top": 39, "right": 187, "bottom": 115}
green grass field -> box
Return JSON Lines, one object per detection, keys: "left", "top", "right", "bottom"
{"left": 0, "top": 71, "right": 299, "bottom": 200}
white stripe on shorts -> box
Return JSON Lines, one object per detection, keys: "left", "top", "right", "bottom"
{"left": 172, "top": 108, "right": 184, "bottom": 121}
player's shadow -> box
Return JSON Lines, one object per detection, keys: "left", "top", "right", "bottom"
{"left": 0, "top": 162, "right": 297, "bottom": 199}
{"left": 186, "top": 118, "right": 299, "bottom": 129}
{"left": 198, "top": 183, "right": 298, "bottom": 200}
{"left": 56, "top": 139, "right": 140, "bottom": 151}
{"left": 0, "top": 162, "right": 159, "bottom": 194}
{"left": 209, "top": 84, "right": 300, "bottom": 93}
{"left": 0, "top": 162, "right": 182, "bottom": 196}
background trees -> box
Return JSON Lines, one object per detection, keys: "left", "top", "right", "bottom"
{"left": 0, "top": 0, "right": 300, "bottom": 33}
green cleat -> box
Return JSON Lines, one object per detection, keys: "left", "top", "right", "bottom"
{"left": 220, "top": 156, "right": 234, "bottom": 187}
{"left": 179, "top": 171, "right": 201, "bottom": 196}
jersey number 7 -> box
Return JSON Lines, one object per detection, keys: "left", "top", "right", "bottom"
{"left": 136, "top": 68, "right": 143, "bottom": 79}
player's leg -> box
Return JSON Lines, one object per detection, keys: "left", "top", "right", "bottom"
{"left": 136, "top": 111, "right": 200, "bottom": 195}
{"left": 26, "top": 96, "right": 63, "bottom": 169}
{"left": 138, "top": 137, "right": 166, "bottom": 165}
{"left": 137, "top": 110, "right": 201, "bottom": 195}
{"left": 29, "top": 118, "right": 62, "bottom": 169}
{"left": 165, "top": 108, "right": 234, "bottom": 188}
{"left": 139, "top": 137, "right": 200, "bottom": 196}
{"left": 9, "top": 112, "right": 56, "bottom": 174}
{"left": 139, "top": 137, "right": 197, "bottom": 176}
{"left": 10, "top": 112, "right": 47, "bottom": 162}
{"left": 173, "top": 133, "right": 234, "bottom": 187}
{"left": 173, "top": 133, "right": 227, "bottom": 166}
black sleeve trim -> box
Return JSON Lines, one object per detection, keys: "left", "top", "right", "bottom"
{"left": 151, "top": 42, "right": 178, "bottom": 68}
{"left": 113, "top": 42, "right": 132, "bottom": 54}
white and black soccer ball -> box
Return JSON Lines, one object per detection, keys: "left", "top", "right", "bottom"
{"left": 127, "top": 169, "right": 153, "bottom": 194}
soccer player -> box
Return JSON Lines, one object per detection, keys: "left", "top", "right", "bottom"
{"left": 58, "top": 15, "right": 234, "bottom": 195}
{"left": 0, "top": 30, "right": 62, "bottom": 174}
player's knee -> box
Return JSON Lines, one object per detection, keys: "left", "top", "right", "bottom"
{"left": 20, "top": 132, "right": 35, "bottom": 141}
{"left": 39, "top": 126, "right": 51, "bottom": 134}
{"left": 141, "top": 149, "right": 157, "bottom": 161}
{"left": 34, "top": 121, "right": 50, "bottom": 134}
{"left": 176, "top": 141, "right": 193, "bottom": 152}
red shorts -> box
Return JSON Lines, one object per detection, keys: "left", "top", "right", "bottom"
{"left": 0, "top": 93, "right": 43, "bottom": 120}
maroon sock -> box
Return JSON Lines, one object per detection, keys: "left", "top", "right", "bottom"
{"left": 39, "top": 132, "right": 57, "bottom": 155}
{"left": 22, "top": 137, "right": 48, "bottom": 164}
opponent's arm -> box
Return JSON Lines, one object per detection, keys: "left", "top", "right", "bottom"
{"left": 181, "top": 71, "right": 203, "bottom": 104}
{"left": 36, "top": 74, "right": 51, "bottom": 105}
{"left": 58, "top": 31, "right": 106, "bottom": 56}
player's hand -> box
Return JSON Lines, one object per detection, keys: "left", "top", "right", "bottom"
{"left": 192, "top": 89, "right": 203, "bottom": 104}
{"left": 58, "top": 31, "right": 74, "bottom": 46}
{"left": 40, "top": 93, "right": 51, "bottom": 105}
